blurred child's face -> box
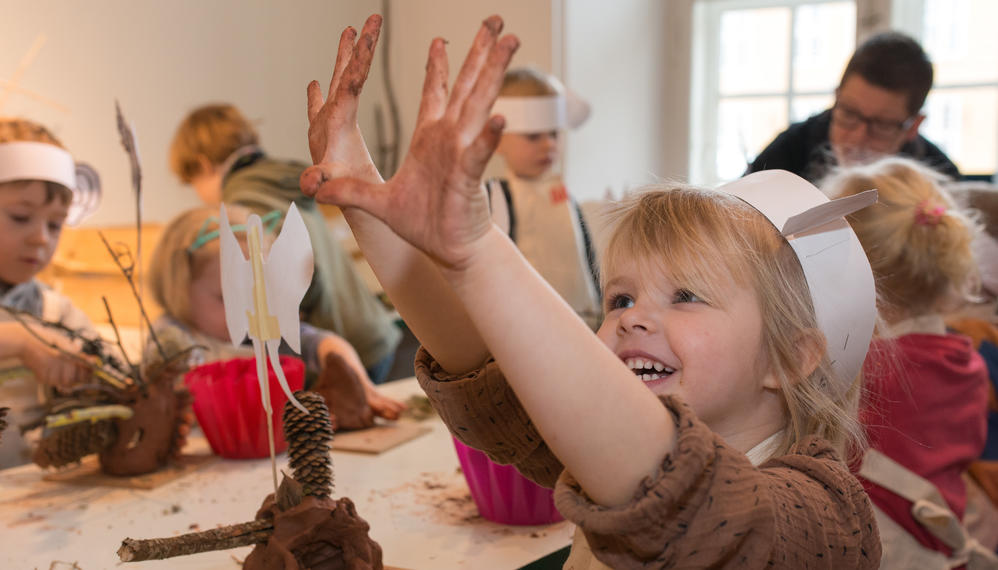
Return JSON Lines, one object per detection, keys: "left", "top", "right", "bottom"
{"left": 497, "top": 131, "right": 560, "bottom": 180}
{"left": 596, "top": 255, "right": 784, "bottom": 442}
{"left": 189, "top": 254, "right": 231, "bottom": 342}
{"left": 0, "top": 181, "right": 68, "bottom": 286}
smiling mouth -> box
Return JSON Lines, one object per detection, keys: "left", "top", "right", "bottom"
{"left": 624, "top": 357, "right": 676, "bottom": 381}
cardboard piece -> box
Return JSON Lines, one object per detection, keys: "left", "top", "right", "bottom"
{"left": 332, "top": 422, "right": 432, "bottom": 454}
{"left": 41, "top": 453, "right": 217, "bottom": 490}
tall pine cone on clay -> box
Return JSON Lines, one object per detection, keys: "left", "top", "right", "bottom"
{"left": 282, "top": 391, "right": 335, "bottom": 498}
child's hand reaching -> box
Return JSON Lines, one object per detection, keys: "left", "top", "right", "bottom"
{"left": 10, "top": 325, "right": 91, "bottom": 390}
{"left": 301, "top": 15, "right": 520, "bottom": 271}
{"left": 302, "top": 14, "right": 386, "bottom": 189}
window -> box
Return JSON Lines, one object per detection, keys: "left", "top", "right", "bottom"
{"left": 894, "top": 0, "right": 998, "bottom": 176}
{"left": 692, "top": 0, "right": 856, "bottom": 185}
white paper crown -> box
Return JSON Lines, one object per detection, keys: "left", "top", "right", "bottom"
{"left": 492, "top": 88, "right": 591, "bottom": 134}
{"left": 0, "top": 141, "right": 101, "bottom": 225}
{"left": 719, "top": 170, "right": 878, "bottom": 386}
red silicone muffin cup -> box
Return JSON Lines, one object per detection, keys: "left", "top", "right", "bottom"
{"left": 184, "top": 355, "right": 305, "bottom": 459}
{"left": 452, "top": 437, "right": 563, "bottom": 525}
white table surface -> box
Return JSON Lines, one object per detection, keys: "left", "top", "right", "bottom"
{"left": 0, "top": 377, "right": 573, "bottom": 569}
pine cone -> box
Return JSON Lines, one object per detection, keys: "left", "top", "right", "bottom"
{"left": 282, "top": 391, "right": 335, "bottom": 498}
{"left": 33, "top": 420, "right": 116, "bottom": 468}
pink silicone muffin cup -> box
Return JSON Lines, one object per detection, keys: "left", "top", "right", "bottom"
{"left": 452, "top": 437, "right": 563, "bottom": 525}
{"left": 184, "top": 355, "right": 305, "bottom": 459}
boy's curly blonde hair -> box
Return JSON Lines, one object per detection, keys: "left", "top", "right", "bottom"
{"left": 168, "top": 104, "right": 258, "bottom": 184}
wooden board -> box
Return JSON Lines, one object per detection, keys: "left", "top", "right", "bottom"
{"left": 331, "top": 422, "right": 432, "bottom": 454}
{"left": 41, "top": 453, "right": 217, "bottom": 490}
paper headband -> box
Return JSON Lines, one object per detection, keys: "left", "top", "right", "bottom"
{"left": 0, "top": 141, "right": 101, "bottom": 225}
{"left": 492, "top": 90, "right": 591, "bottom": 134}
{"left": 719, "top": 170, "right": 878, "bottom": 385}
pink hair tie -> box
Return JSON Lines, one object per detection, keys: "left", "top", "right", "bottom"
{"left": 914, "top": 200, "right": 946, "bottom": 226}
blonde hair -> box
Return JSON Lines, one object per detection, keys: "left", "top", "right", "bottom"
{"left": 168, "top": 104, "right": 259, "bottom": 183}
{"left": 821, "top": 157, "right": 981, "bottom": 317}
{"left": 602, "top": 185, "right": 864, "bottom": 458}
{"left": 500, "top": 68, "right": 560, "bottom": 97}
{"left": 0, "top": 117, "right": 73, "bottom": 204}
{"left": 148, "top": 205, "right": 253, "bottom": 329}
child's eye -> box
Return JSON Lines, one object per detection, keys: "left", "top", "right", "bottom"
{"left": 606, "top": 293, "right": 634, "bottom": 311}
{"left": 48, "top": 222, "right": 63, "bottom": 233}
{"left": 8, "top": 214, "right": 29, "bottom": 224}
{"left": 673, "top": 289, "right": 703, "bottom": 304}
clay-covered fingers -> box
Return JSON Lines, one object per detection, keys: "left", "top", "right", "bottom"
{"left": 415, "top": 38, "right": 450, "bottom": 125}
{"left": 332, "top": 14, "right": 382, "bottom": 105}
{"left": 457, "top": 34, "right": 519, "bottom": 144}
{"left": 445, "top": 15, "right": 504, "bottom": 121}
{"left": 326, "top": 25, "right": 360, "bottom": 105}
{"left": 367, "top": 390, "right": 405, "bottom": 421}
{"left": 460, "top": 115, "right": 507, "bottom": 182}
{"left": 309, "top": 174, "right": 387, "bottom": 215}
{"left": 306, "top": 25, "right": 360, "bottom": 123}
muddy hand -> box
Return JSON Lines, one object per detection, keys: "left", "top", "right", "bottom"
{"left": 300, "top": 14, "right": 384, "bottom": 194}
{"left": 303, "top": 15, "right": 519, "bottom": 271}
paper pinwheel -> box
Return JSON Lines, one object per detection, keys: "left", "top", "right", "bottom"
{"left": 218, "top": 203, "right": 313, "bottom": 486}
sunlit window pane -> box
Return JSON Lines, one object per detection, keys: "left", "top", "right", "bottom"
{"left": 924, "top": 0, "right": 998, "bottom": 84}
{"left": 719, "top": 8, "right": 791, "bottom": 95}
{"left": 793, "top": 2, "right": 856, "bottom": 92}
{"left": 922, "top": 87, "right": 998, "bottom": 174}
{"left": 717, "top": 97, "right": 788, "bottom": 180}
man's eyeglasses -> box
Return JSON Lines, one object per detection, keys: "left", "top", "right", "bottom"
{"left": 831, "top": 103, "right": 915, "bottom": 140}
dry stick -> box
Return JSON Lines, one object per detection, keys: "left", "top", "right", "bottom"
{"left": 97, "top": 232, "right": 165, "bottom": 360}
{"left": 117, "top": 520, "right": 273, "bottom": 562}
{"left": 101, "top": 296, "right": 142, "bottom": 388}
{"left": 0, "top": 307, "right": 129, "bottom": 389}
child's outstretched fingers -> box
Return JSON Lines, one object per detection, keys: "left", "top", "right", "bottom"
{"left": 303, "top": 14, "right": 383, "bottom": 195}
{"left": 445, "top": 15, "right": 504, "bottom": 122}
{"left": 304, "top": 16, "right": 518, "bottom": 269}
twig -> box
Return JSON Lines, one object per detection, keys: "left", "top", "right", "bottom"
{"left": 97, "top": 232, "right": 165, "bottom": 360}
{"left": 0, "top": 307, "right": 129, "bottom": 389}
{"left": 118, "top": 520, "right": 272, "bottom": 562}
{"left": 101, "top": 296, "right": 143, "bottom": 388}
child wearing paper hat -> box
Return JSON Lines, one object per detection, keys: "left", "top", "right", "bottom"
{"left": 0, "top": 118, "right": 100, "bottom": 468}
{"left": 299, "top": 15, "right": 882, "bottom": 567}
{"left": 146, "top": 205, "right": 405, "bottom": 427}
{"left": 822, "top": 157, "right": 998, "bottom": 566}
{"left": 487, "top": 68, "right": 601, "bottom": 330}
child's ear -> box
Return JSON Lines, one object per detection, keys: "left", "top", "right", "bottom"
{"left": 795, "top": 328, "right": 826, "bottom": 380}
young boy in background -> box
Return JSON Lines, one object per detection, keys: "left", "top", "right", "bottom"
{"left": 488, "top": 68, "right": 602, "bottom": 330}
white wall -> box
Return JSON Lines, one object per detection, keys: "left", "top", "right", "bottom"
{"left": 0, "top": 0, "right": 381, "bottom": 226}
{"left": 562, "top": 0, "right": 672, "bottom": 200}
{"left": 2, "top": 0, "right": 676, "bottom": 223}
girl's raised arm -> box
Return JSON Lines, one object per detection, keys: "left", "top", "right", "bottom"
{"left": 303, "top": 14, "right": 675, "bottom": 507}
{"left": 300, "top": 15, "right": 488, "bottom": 375}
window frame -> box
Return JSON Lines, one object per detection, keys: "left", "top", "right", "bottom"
{"left": 690, "top": 0, "right": 857, "bottom": 185}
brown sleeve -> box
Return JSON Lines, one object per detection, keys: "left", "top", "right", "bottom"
{"left": 413, "top": 347, "right": 563, "bottom": 488}
{"left": 555, "top": 396, "right": 882, "bottom": 569}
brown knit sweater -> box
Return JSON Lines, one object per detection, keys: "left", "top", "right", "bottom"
{"left": 415, "top": 348, "right": 881, "bottom": 568}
